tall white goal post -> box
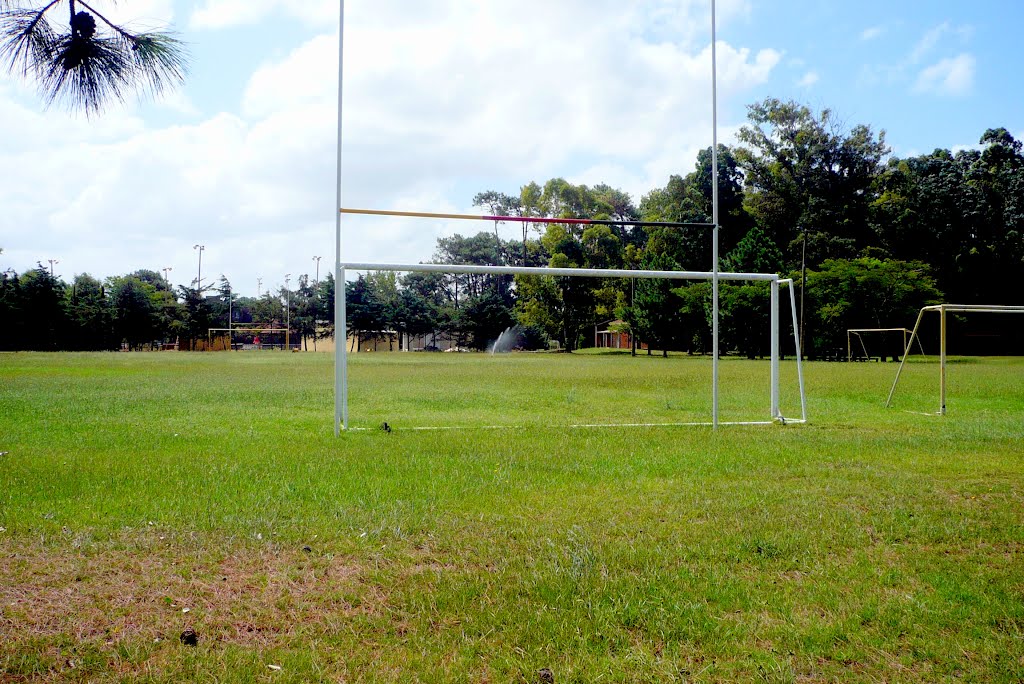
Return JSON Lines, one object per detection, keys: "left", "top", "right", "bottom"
{"left": 335, "top": 262, "right": 807, "bottom": 431}
{"left": 886, "top": 304, "right": 1024, "bottom": 414}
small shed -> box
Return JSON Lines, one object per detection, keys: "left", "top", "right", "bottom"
{"left": 594, "top": 320, "right": 633, "bottom": 350}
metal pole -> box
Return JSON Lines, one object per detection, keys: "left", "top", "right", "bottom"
{"left": 341, "top": 262, "right": 777, "bottom": 282}
{"left": 284, "top": 274, "right": 291, "bottom": 351}
{"left": 781, "top": 279, "right": 807, "bottom": 422}
{"left": 770, "top": 279, "right": 779, "bottom": 420}
{"left": 193, "top": 244, "right": 204, "bottom": 292}
{"left": 885, "top": 307, "right": 926, "bottom": 408}
{"left": 799, "top": 229, "right": 807, "bottom": 356}
{"left": 313, "top": 255, "right": 321, "bottom": 352}
{"left": 335, "top": 0, "right": 346, "bottom": 434}
{"left": 711, "top": 0, "right": 720, "bottom": 429}
{"left": 940, "top": 304, "right": 947, "bottom": 415}
{"left": 340, "top": 268, "right": 348, "bottom": 430}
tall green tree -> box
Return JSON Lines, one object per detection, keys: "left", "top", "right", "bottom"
{"left": 66, "top": 272, "right": 111, "bottom": 350}
{"left": 18, "top": 265, "right": 67, "bottom": 350}
{"left": 0, "top": 262, "right": 26, "bottom": 351}
{"left": 737, "top": 98, "right": 889, "bottom": 268}
{"left": 345, "top": 275, "right": 382, "bottom": 352}
{"left": 175, "top": 285, "right": 212, "bottom": 351}
{"left": 640, "top": 145, "right": 751, "bottom": 270}
{"left": 871, "top": 128, "right": 1024, "bottom": 305}
{"left": 630, "top": 253, "right": 682, "bottom": 357}
{"left": 108, "top": 275, "right": 158, "bottom": 349}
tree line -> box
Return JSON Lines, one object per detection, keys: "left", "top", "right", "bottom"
{"left": 4, "top": 98, "right": 1022, "bottom": 357}
{"left": 344, "top": 98, "right": 1023, "bottom": 358}
{"left": 0, "top": 263, "right": 335, "bottom": 352}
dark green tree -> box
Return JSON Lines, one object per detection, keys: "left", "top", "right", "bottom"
{"left": 66, "top": 272, "right": 112, "bottom": 350}
{"left": 18, "top": 265, "right": 67, "bottom": 350}
{"left": 345, "top": 275, "right": 383, "bottom": 352}
{"left": 630, "top": 252, "right": 682, "bottom": 357}
{"left": 737, "top": 98, "right": 889, "bottom": 269}
{"left": 0, "top": 263, "right": 26, "bottom": 350}
{"left": 108, "top": 275, "right": 158, "bottom": 349}
{"left": 802, "top": 257, "right": 942, "bottom": 358}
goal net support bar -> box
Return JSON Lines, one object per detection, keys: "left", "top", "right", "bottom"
{"left": 886, "top": 304, "right": 1024, "bottom": 414}
{"left": 334, "top": 263, "right": 806, "bottom": 432}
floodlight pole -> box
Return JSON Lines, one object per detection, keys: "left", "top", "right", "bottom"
{"left": 284, "top": 274, "right": 292, "bottom": 351}
{"left": 193, "top": 244, "right": 204, "bottom": 293}
{"left": 313, "top": 256, "right": 321, "bottom": 351}
{"left": 711, "top": 0, "right": 720, "bottom": 429}
{"left": 335, "top": 0, "right": 346, "bottom": 434}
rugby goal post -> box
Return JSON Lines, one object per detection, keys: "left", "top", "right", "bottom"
{"left": 334, "top": 260, "right": 807, "bottom": 431}
{"left": 886, "top": 304, "right": 1024, "bottom": 414}
{"left": 330, "top": 1, "right": 794, "bottom": 432}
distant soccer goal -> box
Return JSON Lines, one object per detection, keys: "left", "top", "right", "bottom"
{"left": 207, "top": 327, "right": 289, "bottom": 351}
{"left": 847, "top": 328, "right": 924, "bottom": 362}
{"left": 886, "top": 304, "right": 1024, "bottom": 414}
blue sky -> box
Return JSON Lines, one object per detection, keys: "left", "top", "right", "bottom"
{"left": 1, "top": 0, "right": 1020, "bottom": 296}
{"left": 729, "top": 0, "right": 1022, "bottom": 157}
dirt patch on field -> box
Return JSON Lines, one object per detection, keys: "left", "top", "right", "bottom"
{"left": 0, "top": 536, "right": 380, "bottom": 649}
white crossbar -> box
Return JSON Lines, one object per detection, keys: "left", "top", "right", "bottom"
{"left": 340, "top": 262, "right": 778, "bottom": 282}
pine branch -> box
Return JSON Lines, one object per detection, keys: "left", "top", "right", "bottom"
{"left": 1, "top": 0, "right": 189, "bottom": 115}
{"left": 40, "top": 32, "right": 131, "bottom": 113}
{"left": 0, "top": 1, "right": 60, "bottom": 75}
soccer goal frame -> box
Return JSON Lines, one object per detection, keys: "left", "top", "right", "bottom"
{"left": 886, "top": 304, "right": 1024, "bottom": 414}
{"left": 207, "top": 327, "right": 289, "bottom": 350}
{"left": 334, "top": 259, "right": 807, "bottom": 432}
{"left": 847, "top": 328, "right": 923, "bottom": 362}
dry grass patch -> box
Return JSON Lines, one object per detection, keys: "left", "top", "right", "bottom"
{"left": 0, "top": 534, "right": 380, "bottom": 651}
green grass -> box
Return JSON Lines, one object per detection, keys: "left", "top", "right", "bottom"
{"left": 1, "top": 351, "right": 1023, "bottom": 682}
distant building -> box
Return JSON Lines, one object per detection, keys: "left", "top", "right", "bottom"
{"left": 594, "top": 320, "right": 634, "bottom": 350}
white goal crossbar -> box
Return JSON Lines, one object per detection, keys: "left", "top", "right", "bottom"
{"left": 886, "top": 304, "right": 1024, "bottom": 414}
{"left": 334, "top": 263, "right": 806, "bottom": 432}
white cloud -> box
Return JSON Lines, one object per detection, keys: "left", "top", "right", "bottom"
{"left": 796, "top": 71, "right": 820, "bottom": 88}
{"left": 860, "top": 25, "right": 885, "bottom": 41}
{"left": 913, "top": 53, "right": 975, "bottom": 96}
{"left": 909, "top": 22, "right": 951, "bottom": 64}
{"left": 909, "top": 22, "right": 972, "bottom": 65}
{"left": 0, "top": 0, "right": 781, "bottom": 294}
{"left": 190, "top": 0, "right": 336, "bottom": 30}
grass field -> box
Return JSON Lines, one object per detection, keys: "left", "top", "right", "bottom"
{"left": 1, "top": 351, "right": 1022, "bottom": 682}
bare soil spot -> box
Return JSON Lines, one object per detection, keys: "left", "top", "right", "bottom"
{"left": 0, "top": 536, "right": 378, "bottom": 649}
